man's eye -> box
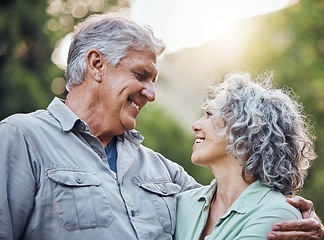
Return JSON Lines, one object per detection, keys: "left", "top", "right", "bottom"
{"left": 134, "top": 71, "right": 156, "bottom": 83}
{"left": 133, "top": 72, "right": 145, "bottom": 81}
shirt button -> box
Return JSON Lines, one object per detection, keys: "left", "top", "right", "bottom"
{"left": 160, "top": 187, "right": 167, "bottom": 194}
{"left": 131, "top": 210, "right": 136, "bottom": 217}
{"left": 76, "top": 177, "right": 84, "bottom": 184}
{"left": 94, "top": 150, "right": 101, "bottom": 158}
{"left": 79, "top": 122, "right": 85, "bottom": 131}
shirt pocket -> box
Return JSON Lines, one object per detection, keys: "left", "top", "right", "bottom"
{"left": 47, "top": 167, "right": 113, "bottom": 231}
{"left": 135, "top": 178, "right": 181, "bottom": 235}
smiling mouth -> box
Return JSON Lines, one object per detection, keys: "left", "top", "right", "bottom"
{"left": 195, "top": 138, "right": 204, "bottom": 144}
{"left": 131, "top": 101, "right": 140, "bottom": 112}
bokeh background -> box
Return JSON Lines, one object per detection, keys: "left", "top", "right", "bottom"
{"left": 0, "top": 0, "right": 323, "bottom": 220}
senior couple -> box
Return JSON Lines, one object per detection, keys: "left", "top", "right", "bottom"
{"left": 0, "top": 13, "right": 323, "bottom": 240}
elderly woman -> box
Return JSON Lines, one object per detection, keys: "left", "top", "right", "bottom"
{"left": 174, "top": 72, "right": 316, "bottom": 240}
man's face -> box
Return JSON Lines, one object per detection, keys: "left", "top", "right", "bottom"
{"left": 98, "top": 49, "right": 158, "bottom": 135}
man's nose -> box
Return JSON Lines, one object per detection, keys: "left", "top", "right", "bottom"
{"left": 141, "top": 83, "right": 155, "bottom": 102}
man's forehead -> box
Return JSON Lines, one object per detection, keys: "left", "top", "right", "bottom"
{"left": 122, "top": 50, "right": 158, "bottom": 70}
{"left": 125, "top": 49, "right": 157, "bottom": 62}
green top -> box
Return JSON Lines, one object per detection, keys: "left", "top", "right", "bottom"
{"left": 175, "top": 180, "right": 301, "bottom": 240}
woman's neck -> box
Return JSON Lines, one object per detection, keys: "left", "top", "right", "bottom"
{"left": 199, "top": 160, "right": 253, "bottom": 240}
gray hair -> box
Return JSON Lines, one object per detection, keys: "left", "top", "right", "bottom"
{"left": 205, "top": 71, "right": 316, "bottom": 196}
{"left": 65, "top": 13, "right": 166, "bottom": 91}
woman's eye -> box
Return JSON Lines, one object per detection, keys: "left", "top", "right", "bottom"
{"left": 206, "top": 111, "right": 213, "bottom": 117}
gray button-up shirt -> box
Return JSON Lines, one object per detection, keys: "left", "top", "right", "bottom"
{"left": 0, "top": 97, "right": 200, "bottom": 240}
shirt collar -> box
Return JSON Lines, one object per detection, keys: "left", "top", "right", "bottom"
{"left": 197, "top": 180, "right": 272, "bottom": 217}
{"left": 47, "top": 97, "right": 83, "bottom": 132}
{"left": 197, "top": 179, "right": 217, "bottom": 204}
{"left": 229, "top": 180, "right": 271, "bottom": 214}
{"left": 47, "top": 97, "right": 145, "bottom": 145}
{"left": 122, "top": 129, "right": 144, "bottom": 145}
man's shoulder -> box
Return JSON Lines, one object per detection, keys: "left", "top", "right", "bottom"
{"left": 0, "top": 110, "right": 51, "bottom": 136}
{"left": 1, "top": 110, "right": 46, "bottom": 126}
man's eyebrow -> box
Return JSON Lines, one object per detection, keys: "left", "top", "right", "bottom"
{"left": 134, "top": 65, "right": 158, "bottom": 77}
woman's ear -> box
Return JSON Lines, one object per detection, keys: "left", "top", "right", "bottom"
{"left": 86, "top": 49, "right": 104, "bottom": 82}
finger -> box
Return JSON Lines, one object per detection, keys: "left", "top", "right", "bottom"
{"left": 273, "top": 219, "right": 320, "bottom": 232}
{"left": 268, "top": 231, "right": 319, "bottom": 240}
{"left": 286, "top": 196, "right": 314, "bottom": 218}
{"left": 286, "top": 196, "right": 314, "bottom": 212}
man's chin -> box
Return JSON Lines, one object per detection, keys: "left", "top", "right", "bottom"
{"left": 122, "top": 120, "right": 136, "bottom": 132}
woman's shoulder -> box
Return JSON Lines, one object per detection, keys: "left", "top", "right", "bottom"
{"left": 233, "top": 181, "right": 302, "bottom": 219}
{"left": 252, "top": 184, "right": 302, "bottom": 219}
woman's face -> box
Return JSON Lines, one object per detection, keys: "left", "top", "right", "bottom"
{"left": 191, "top": 96, "right": 228, "bottom": 167}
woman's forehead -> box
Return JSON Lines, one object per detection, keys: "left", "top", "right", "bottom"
{"left": 208, "top": 92, "right": 227, "bottom": 108}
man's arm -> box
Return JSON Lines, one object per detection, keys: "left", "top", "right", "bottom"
{"left": 267, "top": 196, "right": 324, "bottom": 240}
{"left": 0, "top": 122, "right": 37, "bottom": 240}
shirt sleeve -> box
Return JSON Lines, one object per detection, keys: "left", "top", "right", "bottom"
{"left": 0, "top": 122, "right": 38, "bottom": 240}
{"left": 233, "top": 206, "right": 301, "bottom": 239}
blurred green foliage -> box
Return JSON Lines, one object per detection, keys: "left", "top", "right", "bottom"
{"left": 0, "top": 0, "right": 59, "bottom": 118}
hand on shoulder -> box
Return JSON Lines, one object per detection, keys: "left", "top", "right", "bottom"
{"left": 267, "top": 196, "right": 324, "bottom": 240}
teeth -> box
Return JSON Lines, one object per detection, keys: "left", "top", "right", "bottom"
{"left": 195, "top": 139, "right": 204, "bottom": 143}
{"left": 131, "top": 101, "right": 139, "bottom": 111}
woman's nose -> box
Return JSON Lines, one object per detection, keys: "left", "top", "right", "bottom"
{"left": 192, "top": 118, "right": 202, "bottom": 133}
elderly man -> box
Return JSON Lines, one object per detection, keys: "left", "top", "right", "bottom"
{"left": 0, "top": 13, "right": 323, "bottom": 240}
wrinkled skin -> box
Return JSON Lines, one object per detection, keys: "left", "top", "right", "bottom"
{"left": 267, "top": 196, "right": 324, "bottom": 240}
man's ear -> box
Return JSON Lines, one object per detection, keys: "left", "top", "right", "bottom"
{"left": 86, "top": 49, "right": 104, "bottom": 82}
